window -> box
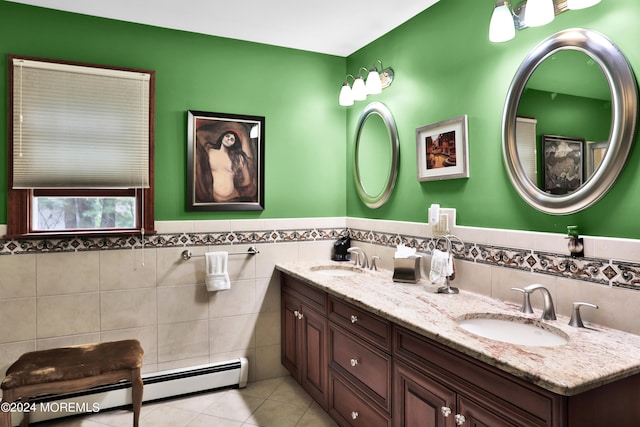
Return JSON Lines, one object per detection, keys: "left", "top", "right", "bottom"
{"left": 6, "top": 56, "right": 155, "bottom": 237}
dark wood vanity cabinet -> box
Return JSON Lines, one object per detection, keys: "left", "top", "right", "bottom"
{"left": 280, "top": 272, "right": 640, "bottom": 427}
{"left": 281, "top": 274, "right": 328, "bottom": 408}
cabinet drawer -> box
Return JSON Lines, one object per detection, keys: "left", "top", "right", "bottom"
{"left": 282, "top": 274, "right": 327, "bottom": 314}
{"left": 330, "top": 324, "right": 391, "bottom": 410}
{"left": 329, "top": 371, "right": 391, "bottom": 427}
{"left": 329, "top": 297, "right": 391, "bottom": 349}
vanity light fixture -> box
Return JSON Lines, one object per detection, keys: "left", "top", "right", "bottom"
{"left": 366, "top": 60, "right": 383, "bottom": 94}
{"left": 339, "top": 74, "right": 355, "bottom": 106}
{"left": 489, "top": 0, "right": 600, "bottom": 43}
{"left": 338, "top": 60, "right": 394, "bottom": 106}
{"left": 352, "top": 69, "right": 368, "bottom": 101}
{"left": 489, "top": 1, "right": 516, "bottom": 42}
{"left": 524, "top": 0, "right": 555, "bottom": 27}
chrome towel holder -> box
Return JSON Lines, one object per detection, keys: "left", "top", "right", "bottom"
{"left": 433, "top": 233, "right": 464, "bottom": 295}
{"left": 181, "top": 245, "right": 259, "bottom": 261}
{"left": 435, "top": 233, "right": 464, "bottom": 255}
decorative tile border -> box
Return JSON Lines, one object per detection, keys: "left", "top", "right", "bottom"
{"left": 350, "top": 228, "right": 639, "bottom": 291}
{"left": 0, "top": 226, "right": 638, "bottom": 290}
{"left": 0, "top": 227, "right": 349, "bottom": 255}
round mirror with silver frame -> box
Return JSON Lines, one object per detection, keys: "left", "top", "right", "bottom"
{"left": 354, "top": 102, "right": 399, "bottom": 208}
{"left": 502, "top": 28, "right": 638, "bottom": 215}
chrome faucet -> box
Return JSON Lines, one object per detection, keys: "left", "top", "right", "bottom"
{"left": 511, "top": 284, "right": 556, "bottom": 320}
{"left": 347, "top": 247, "right": 369, "bottom": 269}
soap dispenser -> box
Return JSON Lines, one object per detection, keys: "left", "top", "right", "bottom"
{"left": 333, "top": 236, "right": 351, "bottom": 261}
{"left": 566, "top": 226, "right": 584, "bottom": 258}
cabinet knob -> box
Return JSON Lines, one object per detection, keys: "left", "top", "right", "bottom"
{"left": 350, "top": 358, "right": 359, "bottom": 367}
{"left": 351, "top": 411, "right": 359, "bottom": 420}
{"left": 455, "top": 414, "right": 466, "bottom": 425}
{"left": 350, "top": 315, "right": 358, "bottom": 323}
{"left": 441, "top": 407, "right": 452, "bottom": 417}
{"left": 293, "top": 310, "right": 303, "bottom": 320}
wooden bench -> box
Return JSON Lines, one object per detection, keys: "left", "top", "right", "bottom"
{"left": 1, "top": 339, "right": 143, "bottom": 427}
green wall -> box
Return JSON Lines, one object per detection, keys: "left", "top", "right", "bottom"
{"left": 3, "top": 0, "right": 640, "bottom": 240}
{"left": 345, "top": 0, "right": 640, "bottom": 239}
{"left": 0, "top": 1, "right": 347, "bottom": 223}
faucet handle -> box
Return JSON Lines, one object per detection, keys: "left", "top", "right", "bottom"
{"left": 569, "top": 302, "right": 599, "bottom": 328}
{"left": 511, "top": 287, "right": 534, "bottom": 314}
{"left": 371, "top": 256, "right": 379, "bottom": 271}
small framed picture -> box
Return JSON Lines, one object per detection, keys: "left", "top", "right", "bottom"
{"left": 542, "top": 135, "right": 585, "bottom": 195}
{"left": 187, "top": 110, "right": 264, "bottom": 211}
{"left": 416, "top": 115, "right": 469, "bottom": 181}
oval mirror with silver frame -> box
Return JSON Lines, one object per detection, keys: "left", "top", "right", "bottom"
{"left": 502, "top": 28, "right": 638, "bottom": 215}
{"left": 354, "top": 102, "right": 400, "bottom": 208}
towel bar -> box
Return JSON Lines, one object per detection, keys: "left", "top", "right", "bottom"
{"left": 181, "top": 246, "right": 259, "bottom": 260}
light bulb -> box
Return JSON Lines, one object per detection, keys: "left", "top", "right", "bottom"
{"left": 567, "top": 0, "right": 601, "bottom": 9}
{"left": 489, "top": 3, "right": 515, "bottom": 43}
{"left": 524, "top": 0, "right": 555, "bottom": 27}
{"left": 339, "top": 82, "right": 354, "bottom": 106}
{"left": 352, "top": 76, "right": 367, "bottom": 101}
{"left": 365, "top": 68, "right": 382, "bottom": 94}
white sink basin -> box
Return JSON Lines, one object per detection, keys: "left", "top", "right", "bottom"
{"left": 309, "top": 265, "right": 362, "bottom": 277}
{"left": 457, "top": 314, "right": 569, "bottom": 347}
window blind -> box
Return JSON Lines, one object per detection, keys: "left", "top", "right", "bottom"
{"left": 515, "top": 117, "right": 538, "bottom": 184}
{"left": 12, "top": 58, "right": 150, "bottom": 189}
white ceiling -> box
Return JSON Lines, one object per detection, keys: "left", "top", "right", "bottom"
{"left": 8, "top": 0, "right": 440, "bottom": 57}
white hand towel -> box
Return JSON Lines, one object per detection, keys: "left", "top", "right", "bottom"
{"left": 205, "top": 251, "right": 230, "bottom": 291}
{"left": 429, "top": 249, "right": 453, "bottom": 285}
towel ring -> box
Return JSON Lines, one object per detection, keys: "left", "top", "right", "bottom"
{"left": 435, "top": 234, "right": 464, "bottom": 255}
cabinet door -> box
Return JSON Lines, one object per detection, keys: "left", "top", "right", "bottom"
{"left": 300, "top": 302, "right": 328, "bottom": 407}
{"left": 457, "top": 394, "right": 522, "bottom": 427}
{"left": 394, "top": 326, "right": 557, "bottom": 427}
{"left": 393, "top": 361, "right": 456, "bottom": 427}
{"left": 281, "top": 292, "right": 301, "bottom": 378}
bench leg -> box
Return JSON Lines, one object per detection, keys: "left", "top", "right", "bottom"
{"left": 2, "top": 391, "right": 14, "bottom": 427}
{"left": 1, "top": 392, "right": 29, "bottom": 427}
{"left": 0, "top": 402, "right": 10, "bottom": 427}
{"left": 131, "top": 369, "right": 143, "bottom": 427}
{"left": 19, "top": 408, "right": 29, "bottom": 427}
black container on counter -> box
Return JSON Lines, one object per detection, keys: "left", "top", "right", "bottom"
{"left": 332, "top": 236, "right": 351, "bottom": 261}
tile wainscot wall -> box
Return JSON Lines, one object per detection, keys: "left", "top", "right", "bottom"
{"left": 1, "top": 216, "right": 639, "bottom": 382}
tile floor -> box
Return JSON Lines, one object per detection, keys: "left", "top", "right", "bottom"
{"left": 33, "top": 376, "right": 338, "bottom": 427}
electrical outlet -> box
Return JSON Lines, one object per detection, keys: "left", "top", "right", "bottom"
{"left": 432, "top": 213, "right": 449, "bottom": 236}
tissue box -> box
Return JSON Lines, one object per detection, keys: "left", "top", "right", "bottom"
{"left": 393, "top": 256, "right": 421, "bottom": 283}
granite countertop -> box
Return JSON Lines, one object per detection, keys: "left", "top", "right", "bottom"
{"left": 276, "top": 261, "right": 640, "bottom": 396}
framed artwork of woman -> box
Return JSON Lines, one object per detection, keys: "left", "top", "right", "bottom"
{"left": 187, "top": 110, "right": 265, "bottom": 211}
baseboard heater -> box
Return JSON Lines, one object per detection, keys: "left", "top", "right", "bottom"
{"left": 19, "top": 357, "right": 248, "bottom": 424}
